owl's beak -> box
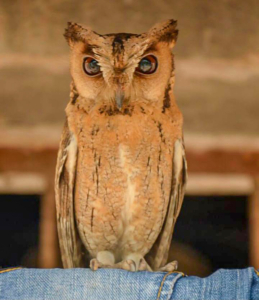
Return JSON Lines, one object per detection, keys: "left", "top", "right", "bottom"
{"left": 115, "top": 86, "right": 124, "bottom": 110}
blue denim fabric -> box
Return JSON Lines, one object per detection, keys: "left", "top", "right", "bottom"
{"left": 0, "top": 267, "right": 258, "bottom": 300}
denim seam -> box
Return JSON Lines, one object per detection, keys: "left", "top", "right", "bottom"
{"left": 0, "top": 267, "right": 22, "bottom": 274}
{"left": 157, "top": 271, "right": 185, "bottom": 300}
{"left": 157, "top": 272, "right": 175, "bottom": 300}
{"left": 166, "top": 273, "right": 183, "bottom": 300}
{"left": 255, "top": 268, "right": 259, "bottom": 276}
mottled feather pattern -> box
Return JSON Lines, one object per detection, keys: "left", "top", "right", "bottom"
{"left": 55, "top": 19, "right": 187, "bottom": 271}
{"left": 55, "top": 121, "right": 84, "bottom": 268}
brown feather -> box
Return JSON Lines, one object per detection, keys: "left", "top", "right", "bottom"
{"left": 55, "top": 120, "right": 84, "bottom": 268}
{"left": 145, "top": 139, "right": 187, "bottom": 270}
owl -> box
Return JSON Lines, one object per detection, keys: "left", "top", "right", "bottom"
{"left": 55, "top": 19, "right": 187, "bottom": 272}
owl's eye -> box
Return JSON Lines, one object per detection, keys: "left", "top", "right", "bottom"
{"left": 136, "top": 55, "right": 158, "bottom": 74}
{"left": 83, "top": 57, "right": 101, "bottom": 76}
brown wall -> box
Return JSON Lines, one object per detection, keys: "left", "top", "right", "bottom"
{"left": 0, "top": 0, "right": 259, "bottom": 134}
{"left": 1, "top": 0, "right": 259, "bottom": 57}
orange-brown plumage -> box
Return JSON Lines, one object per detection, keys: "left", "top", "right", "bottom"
{"left": 55, "top": 20, "right": 187, "bottom": 271}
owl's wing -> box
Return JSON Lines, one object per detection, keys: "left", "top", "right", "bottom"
{"left": 146, "top": 138, "right": 187, "bottom": 270}
{"left": 55, "top": 120, "right": 84, "bottom": 268}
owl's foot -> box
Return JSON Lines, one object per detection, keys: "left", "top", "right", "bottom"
{"left": 89, "top": 251, "right": 138, "bottom": 271}
{"left": 90, "top": 258, "right": 103, "bottom": 271}
{"left": 90, "top": 252, "right": 152, "bottom": 272}
{"left": 158, "top": 260, "right": 178, "bottom": 272}
{"left": 120, "top": 254, "right": 152, "bottom": 271}
{"left": 139, "top": 257, "right": 152, "bottom": 271}
{"left": 90, "top": 251, "right": 116, "bottom": 271}
{"left": 90, "top": 257, "right": 139, "bottom": 271}
{"left": 115, "top": 259, "right": 139, "bottom": 271}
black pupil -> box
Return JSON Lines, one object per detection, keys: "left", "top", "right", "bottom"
{"left": 88, "top": 59, "right": 99, "bottom": 73}
{"left": 140, "top": 58, "right": 152, "bottom": 72}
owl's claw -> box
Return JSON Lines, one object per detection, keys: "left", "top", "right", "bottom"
{"left": 158, "top": 260, "right": 178, "bottom": 272}
{"left": 90, "top": 256, "right": 152, "bottom": 272}
{"left": 121, "top": 259, "right": 136, "bottom": 271}
{"left": 90, "top": 258, "right": 103, "bottom": 271}
{"left": 121, "top": 255, "right": 152, "bottom": 271}
{"left": 139, "top": 258, "right": 152, "bottom": 271}
{"left": 89, "top": 258, "right": 136, "bottom": 271}
{"left": 116, "top": 257, "right": 152, "bottom": 271}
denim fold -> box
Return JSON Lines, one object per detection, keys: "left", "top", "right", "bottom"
{"left": 0, "top": 267, "right": 258, "bottom": 300}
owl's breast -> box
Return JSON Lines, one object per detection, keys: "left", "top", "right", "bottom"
{"left": 71, "top": 109, "right": 178, "bottom": 259}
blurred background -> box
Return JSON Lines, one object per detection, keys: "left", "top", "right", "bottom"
{"left": 0, "top": 0, "right": 258, "bottom": 276}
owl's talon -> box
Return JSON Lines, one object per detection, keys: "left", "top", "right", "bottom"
{"left": 90, "top": 258, "right": 114, "bottom": 271}
{"left": 90, "top": 257, "right": 137, "bottom": 271}
{"left": 124, "top": 259, "right": 136, "bottom": 271}
{"left": 138, "top": 258, "right": 152, "bottom": 271}
{"left": 138, "top": 258, "right": 147, "bottom": 271}
{"left": 158, "top": 260, "right": 178, "bottom": 272}
{"left": 90, "top": 258, "right": 101, "bottom": 271}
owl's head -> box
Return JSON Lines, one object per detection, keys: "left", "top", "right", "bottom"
{"left": 65, "top": 20, "right": 178, "bottom": 112}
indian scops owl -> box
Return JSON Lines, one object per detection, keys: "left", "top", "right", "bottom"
{"left": 55, "top": 19, "right": 187, "bottom": 272}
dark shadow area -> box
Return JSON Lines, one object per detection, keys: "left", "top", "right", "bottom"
{"left": 0, "top": 194, "right": 249, "bottom": 272}
{"left": 0, "top": 194, "right": 40, "bottom": 268}
{"left": 174, "top": 195, "right": 249, "bottom": 273}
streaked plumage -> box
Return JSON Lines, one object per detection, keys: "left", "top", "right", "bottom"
{"left": 55, "top": 20, "right": 187, "bottom": 271}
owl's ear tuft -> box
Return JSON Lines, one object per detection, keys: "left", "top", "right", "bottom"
{"left": 64, "top": 22, "right": 95, "bottom": 47}
{"left": 64, "top": 22, "right": 83, "bottom": 45}
{"left": 148, "top": 19, "right": 178, "bottom": 49}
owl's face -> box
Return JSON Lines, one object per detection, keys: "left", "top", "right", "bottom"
{"left": 65, "top": 20, "right": 178, "bottom": 112}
